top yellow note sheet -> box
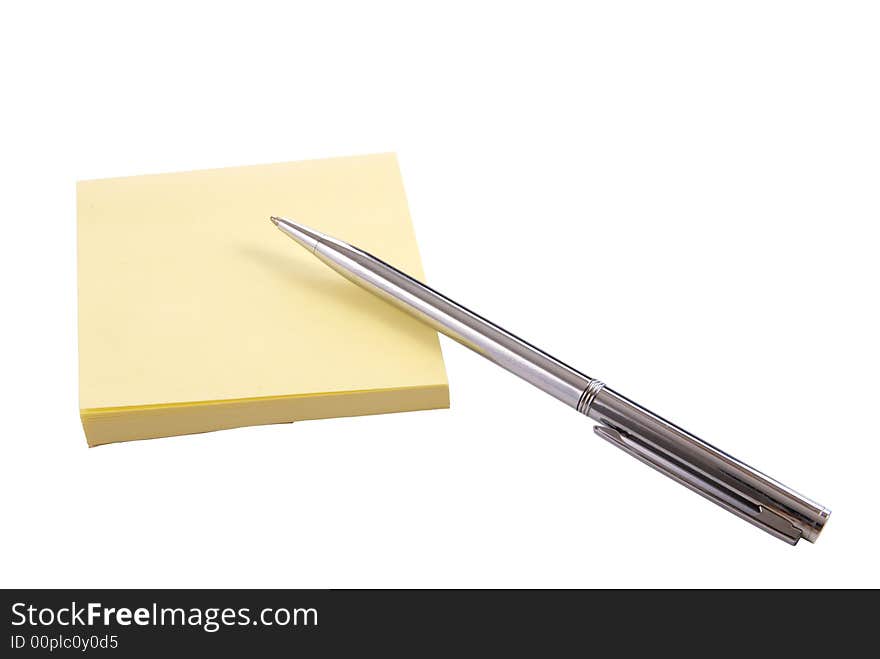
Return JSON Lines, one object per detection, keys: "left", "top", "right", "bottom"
{"left": 77, "top": 154, "right": 449, "bottom": 446}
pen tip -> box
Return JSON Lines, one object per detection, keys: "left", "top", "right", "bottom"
{"left": 268, "top": 216, "right": 325, "bottom": 253}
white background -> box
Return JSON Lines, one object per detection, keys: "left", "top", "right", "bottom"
{"left": 1, "top": 1, "right": 878, "bottom": 588}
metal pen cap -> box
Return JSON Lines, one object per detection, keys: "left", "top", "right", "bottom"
{"left": 270, "top": 216, "right": 830, "bottom": 545}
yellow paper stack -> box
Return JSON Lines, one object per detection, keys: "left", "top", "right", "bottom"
{"left": 77, "top": 154, "right": 449, "bottom": 446}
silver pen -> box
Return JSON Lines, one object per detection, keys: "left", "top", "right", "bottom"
{"left": 270, "top": 216, "right": 829, "bottom": 545}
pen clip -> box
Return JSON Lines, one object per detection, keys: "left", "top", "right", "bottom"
{"left": 593, "top": 425, "right": 805, "bottom": 544}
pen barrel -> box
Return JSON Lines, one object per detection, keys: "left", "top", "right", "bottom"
{"left": 587, "top": 387, "right": 830, "bottom": 544}
{"left": 314, "top": 240, "right": 595, "bottom": 407}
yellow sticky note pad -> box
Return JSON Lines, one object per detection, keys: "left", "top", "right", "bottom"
{"left": 77, "top": 154, "right": 449, "bottom": 446}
